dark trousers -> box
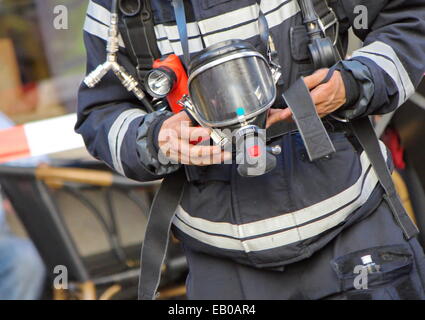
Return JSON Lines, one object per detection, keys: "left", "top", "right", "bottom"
{"left": 182, "top": 200, "right": 425, "bottom": 300}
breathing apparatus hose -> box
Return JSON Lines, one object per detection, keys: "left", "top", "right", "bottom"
{"left": 84, "top": 0, "right": 155, "bottom": 113}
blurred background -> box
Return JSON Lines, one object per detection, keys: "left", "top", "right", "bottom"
{"left": 0, "top": 0, "right": 424, "bottom": 301}
{"left": 0, "top": 0, "right": 86, "bottom": 123}
{"left": 0, "top": 0, "right": 187, "bottom": 300}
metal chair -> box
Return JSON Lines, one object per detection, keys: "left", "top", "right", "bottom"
{"left": 0, "top": 163, "right": 187, "bottom": 300}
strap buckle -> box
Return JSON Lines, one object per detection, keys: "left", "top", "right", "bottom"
{"left": 137, "top": 66, "right": 150, "bottom": 82}
{"left": 318, "top": 8, "right": 339, "bottom": 46}
{"left": 329, "top": 113, "right": 350, "bottom": 123}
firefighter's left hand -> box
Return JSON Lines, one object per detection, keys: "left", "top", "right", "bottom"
{"left": 266, "top": 69, "right": 346, "bottom": 128}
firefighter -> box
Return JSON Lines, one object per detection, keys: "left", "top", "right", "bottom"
{"left": 77, "top": 0, "right": 425, "bottom": 299}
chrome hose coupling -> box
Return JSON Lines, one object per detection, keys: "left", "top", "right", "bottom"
{"left": 83, "top": 10, "right": 147, "bottom": 104}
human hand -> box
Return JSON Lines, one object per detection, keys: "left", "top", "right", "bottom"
{"left": 304, "top": 68, "right": 347, "bottom": 118}
{"left": 157, "top": 112, "right": 231, "bottom": 166}
{"left": 266, "top": 68, "right": 347, "bottom": 128}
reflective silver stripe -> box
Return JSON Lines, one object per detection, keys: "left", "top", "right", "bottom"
{"left": 362, "top": 41, "right": 415, "bottom": 99}
{"left": 354, "top": 51, "right": 405, "bottom": 106}
{"left": 353, "top": 41, "right": 415, "bottom": 107}
{"left": 154, "top": 23, "right": 204, "bottom": 56}
{"left": 173, "top": 143, "right": 387, "bottom": 252}
{"left": 87, "top": 0, "right": 110, "bottom": 26}
{"left": 202, "top": 20, "right": 259, "bottom": 47}
{"left": 154, "top": 23, "right": 202, "bottom": 41}
{"left": 156, "top": 37, "right": 204, "bottom": 57}
{"left": 155, "top": 0, "right": 300, "bottom": 55}
{"left": 200, "top": 0, "right": 300, "bottom": 47}
{"left": 155, "top": 40, "right": 174, "bottom": 57}
{"left": 83, "top": 2, "right": 125, "bottom": 47}
{"left": 198, "top": 0, "right": 297, "bottom": 35}
{"left": 108, "top": 109, "right": 146, "bottom": 175}
{"left": 261, "top": 0, "right": 293, "bottom": 13}
{"left": 197, "top": 3, "right": 259, "bottom": 35}
{"left": 173, "top": 165, "right": 378, "bottom": 251}
{"left": 264, "top": 0, "right": 300, "bottom": 28}
{"left": 84, "top": 16, "right": 125, "bottom": 47}
{"left": 175, "top": 150, "right": 374, "bottom": 237}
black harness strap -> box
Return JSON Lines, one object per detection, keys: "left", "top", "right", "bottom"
{"left": 118, "top": 0, "right": 161, "bottom": 81}
{"left": 138, "top": 169, "right": 187, "bottom": 300}
{"left": 315, "top": 0, "right": 346, "bottom": 62}
{"left": 298, "top": 0, "right": 341, "bottom": 69}
{"left": 283, "top": 78, "right": 336, "bottom": 161}
{"left": 312, "top": 0, "right": 337, "bottom": 27}
{"left": 351, "top": 117, "right": 419, "bottom": 240}
{"left": 138, "top": 1, "right": 190, "bottom": 301}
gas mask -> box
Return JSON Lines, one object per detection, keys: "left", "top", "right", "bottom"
{"left": 84, "top": 0, "right": 337, "bottom": 178}
{"left": 146, "top": 39, "right": 282, "bottom": 177}
{"left": 185, "top": 39, "right": 282, "bottom": 176}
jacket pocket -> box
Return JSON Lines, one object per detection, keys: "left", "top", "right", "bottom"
{"left": 330, "top": 244, "right": 425, "bottom": 300}
{"left": 289, "top": 25, "right": 315, "bottom": 77}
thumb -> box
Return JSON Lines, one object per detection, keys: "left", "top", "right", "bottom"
{"left": 266, "top": 108, "right": 292, "bottom": 128}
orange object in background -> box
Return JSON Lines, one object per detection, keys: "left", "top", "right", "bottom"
{"left": 0, "top": 38, "right": 64, "bottom": 124}
{"left": 0, "top": 125, "right": 30, "bottom": 163}
{"left": 0, "top": 38, "right": 25, "bottom": 115}
{"left": 152, "top": 54, "right": 189, "bottom": 114}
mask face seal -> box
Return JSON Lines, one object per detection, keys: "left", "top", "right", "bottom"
{"left": 187, "top": 40, "right": 277, "bottom": 129}
{"left": 179, "top": 40, "right": 280, "bottom": 177}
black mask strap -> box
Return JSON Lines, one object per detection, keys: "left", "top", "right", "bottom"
{"left": 257, "top": 4, "right": 283, "bottom": 85}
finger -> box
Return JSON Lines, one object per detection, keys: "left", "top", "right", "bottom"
{"left": 187, "top": 126, "right": 212, "bottom": 144}
{"left": 188, "top": 144, "right": 222, "bottom": 159}
{"left": 169, "top": 139, "right": 231, "bottom": 166}
{"left": 303, "top": 68, "right": 329, "bottom": 90}
{"left": 206, "top": 151, "right": 233, "bottom": 165}
{"left": 178, "top": 123, "right": 211, "bottom": 142}
{"left": 159, "top": 128, "right": 209, "bottom": 164}
{"left": 170, "top": 137, "right": 220, "bottom": 162}
{"left": 316, "top": 99, "right": 345, "bottom": 118}
{"left": 180, "top": 144, "right": 227, "bottom": 166}
{"left": 267, "top": 109, "right": 292, "bottom": 126}
{"left": 203, "top": 149, "right": 232, "bottom": 165}
{"left": 167, "top": 130, "right": 226, "bottom": 164}
{"left": 315, "top": 102, "right": 331, "bottom": 118}
{"left": 160, "top": 134, "right": 190, "bottom": 163}
{"left": 310, "top": 82, "right": 334, "bottom": 106}
{"left": 160, "top": 134, "right": 186, "bottom": 163}
{"left": 266, "top": 108, "right": 293, "bottom": 128}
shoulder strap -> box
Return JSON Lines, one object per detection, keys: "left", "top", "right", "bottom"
{"left": 118, "top": 0, "right": 161, "bottom": 81}
{"left": 283, "top": 78, "right": 336, "bottom": 161}
{"left": 138, "top": 169, "right": 187, "bottom": 300}
{"left": 172, "top": 0, "right": 190, "bottom": 67}
{"left": 312, "top": 0, "right": 345, "bottom": 57}
{"left": 350, "top": 117, "right": 419, "bottom": 240}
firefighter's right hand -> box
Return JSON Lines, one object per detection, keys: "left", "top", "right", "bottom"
{"left": 157, "top": 112, "right": 232, "bottom": 166}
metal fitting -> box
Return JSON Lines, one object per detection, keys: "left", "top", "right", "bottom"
{"left": 113, "top": 64, "right": 146, "bottom": 100}
{"left": 269, "top": 145, "right": 282, "bottom": 155}
{"left": 83, "top": 11, "right": 148, "bottom": 105}
{"left": 210, "top": 130, "right": 230, "bottom": 147}
{"left": 84, "top": 62, "right": 112, "bottom": 88}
